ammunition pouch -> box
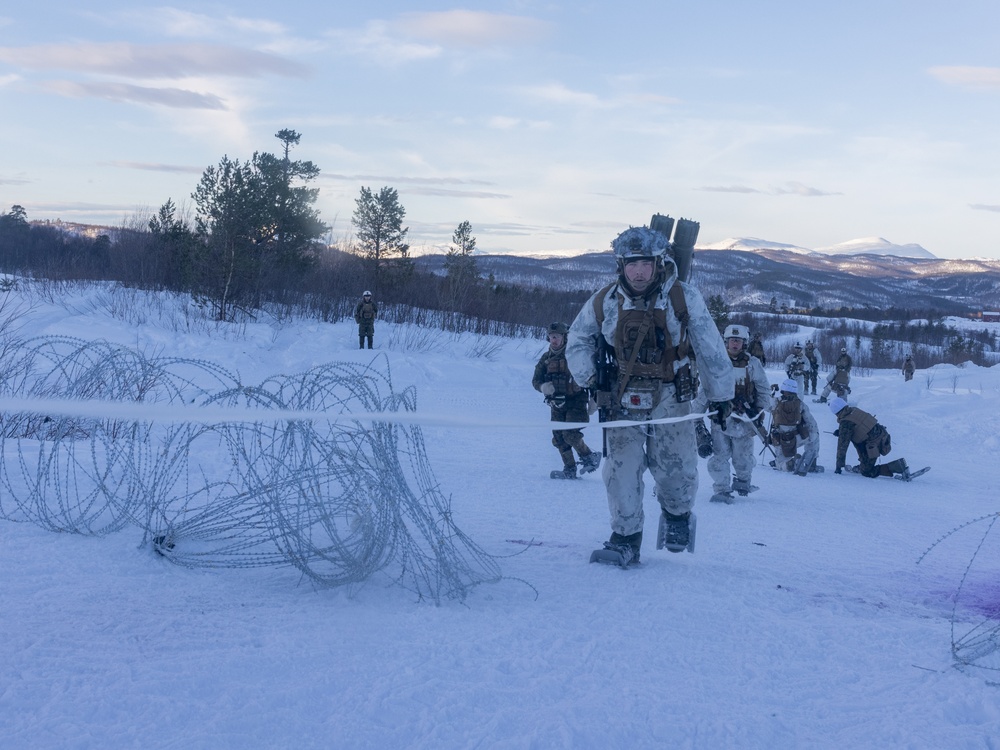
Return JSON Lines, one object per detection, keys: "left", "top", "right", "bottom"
{"left": 672, "top": 358, "right": 697, "bottom": 403}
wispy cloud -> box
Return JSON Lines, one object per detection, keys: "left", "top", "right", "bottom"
{"left": 928, "top": 66, "right": 1000, "bottom": 91}
{"left": 970, "top": 203, "right": 1000, "bottom": 212}
{"left": 40, "top": 80, "right": 226, "bottom": 109}
{"left": 0, "top": 176, "right": 30, "bottom": 185}
{"left": 0, "top": 43, "right": 307, "bottom": 79}
{"left": 119, "top": 8, "right": 288, "bottom": 39}
{"left": 698, "top": 181, "right": 840, "bottom": 197}
{"left": 102, "top": 161, "right": 206, "bottom": 174}
{"left": 518, "top": 82, "right": 607, "bottom": 108}
{"left": 698, "top": 185, "right": 763, "bottom": 194}
{"left": 322, "top": 174, "right": 496, "bottom": 187}
{"left": 326, "top": 21, "right": 441, "bottom": 65}
{"left": 395, "top": 10, "right": 550, "bottom": 47}
{"left": 0, "top": 73, "right": 19, "bottom": 87}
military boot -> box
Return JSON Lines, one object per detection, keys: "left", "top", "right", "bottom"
{"left": 880, "top": 458, "right": 910, "bottom": 480}
{"left": 657, "top": 511, "right": 694, "bottom": 553}
{"left": 607, "top": 530, "right": 642, "bottom": 565}
{"left": 578, "top": 451, "right": 601, "bottom": 474}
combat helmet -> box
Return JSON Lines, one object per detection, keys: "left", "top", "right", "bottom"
{"left": 724, "top": 324, "right": 750, "bottom": 342}
{"left": 547, "top": 322, "right": 569, "bottom": 336}
{"left": 611, "top": 226, "right": 670, "bottom": 295}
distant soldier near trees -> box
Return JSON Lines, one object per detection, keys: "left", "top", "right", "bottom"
{"left": 803, "top": 340, "right": 822, "bottom": 396}
{"left": 354, "top": 291, "right": 377, "bottom": 349}
{"left": 902, "top": 354, "right": 915, "bottom": 381}
{"left": 748, "top": 332, "right": 766, "bottom": 366}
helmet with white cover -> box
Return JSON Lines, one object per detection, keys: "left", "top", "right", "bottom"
{"left": 724, "top": 324, "right": 750, "bottom": 342}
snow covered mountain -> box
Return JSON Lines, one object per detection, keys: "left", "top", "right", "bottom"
{"left": 698, "top": 237, "right": 814, "bottom": 254}
{"left": 812, "top": 237, "right": 936, "bottom": 259}
{"left": 699, "top": 236, "right": 936, "bottom": 260}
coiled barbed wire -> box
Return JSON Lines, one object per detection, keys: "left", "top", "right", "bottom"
{"left": 0, "top": 336, "right": 502, "bottom": 603}
{"left": 918, "top": 512, "right": 1000, "bottom": 675}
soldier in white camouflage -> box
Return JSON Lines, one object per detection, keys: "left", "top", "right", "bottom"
{"left": 566, "top": 226, "right": 734, "bottom": 564}
{"left": 783, "top": 342, "right": 809, "bottom": 397}
{"left": 532, "top": 322, "right": 600, "bottom": 479}
{"left": 769, "top": 378, "right": 820, "bottom": 475}
{"left": 694, "top": 323, "right": 772, "bottom": 503}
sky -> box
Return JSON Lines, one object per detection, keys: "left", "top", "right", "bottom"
{"left": 2, "top": 279, "right": 1000, "bottom": 747}
{"left": 1, "top": 1, "right": 1000, "bottom": 259}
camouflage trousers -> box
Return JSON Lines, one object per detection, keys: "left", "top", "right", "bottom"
{"left": 805, "top": 368, "right": 819, "bottom": 393}
{"left": 708, "top": 425, "right": 756, "bottom": 494}
{"left": 358, "top": 320, "right": 374, "bottom": 348}
{"left": 602, "top": 400, "right": 698, "bottom": 537}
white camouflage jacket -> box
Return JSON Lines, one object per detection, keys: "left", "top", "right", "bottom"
{"left": 565, "top": 259, "right": 734, "bottom": 406}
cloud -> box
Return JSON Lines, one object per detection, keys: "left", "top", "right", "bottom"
{"left": 127, "top": 8, "right": 289, "bottom": 38}
{"left": 0, "top": 73, "right": 19, "bottom": 87}
{"left": 0, "top": 43, "right": 307, "bottom": 79}
{"left": 0, "top": 176, "right": 30, "bottom": 185}
{"left": 394, "top": 10, "right": 550, "bottom": 47}
{"left": 928, "top": 66, "right": 1000, "bottom": 91}
{"left": 40, "top": 80, "right": 227, "bottom": 109}
{"left": 326, "top": 21, "right": 441, "bottom": 65}
{"left": 403, "top": 187, "right": 510, "bottom": 199}
{"left": 697, "top": 181, "right": 841, "bottom": 197}
{"left": 102, "top": 161, "right": 206, "bottom": 174}
{"left": 322, "top": 174, "right": 496, "bottom": 187}
{"left": 698, "top": 185, "right": 763, "bottom": 194}
{"left": 970, "top": 203, "right": 1000, "bottom": 213}
{"left": 518, "top": 82, "right": 606, "bottom": 108}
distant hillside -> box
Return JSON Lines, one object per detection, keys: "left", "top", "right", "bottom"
{"left": 415, "top": 249, "right": 1000, "bottom": 315}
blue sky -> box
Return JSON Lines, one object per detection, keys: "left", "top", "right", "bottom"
{"left": 1, "top": 1, "right": 999, "bottom": 259}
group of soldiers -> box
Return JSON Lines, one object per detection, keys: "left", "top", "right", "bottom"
{"left": 529, "top": 224, "right": 921, "bottom": 567}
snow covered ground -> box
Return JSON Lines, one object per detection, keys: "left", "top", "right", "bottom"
{"left": 1, "top": 282, "right": 999, "bottom": 749}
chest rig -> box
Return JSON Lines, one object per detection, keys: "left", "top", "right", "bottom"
{"left": 730, "top": 351, "right": 756, "bottom": 413}
{"left": 593, "top": 281, "right": 695, "bottom": 417}
{"left": 544, "top": 349, "right": 581, "bottom": 401}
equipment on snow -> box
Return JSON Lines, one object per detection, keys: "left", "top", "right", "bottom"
{"left": 550, "top": 468, "right": 579, "bottom": 480}
{"left": 898, "top": 466, "right": 930, "bottom": 481}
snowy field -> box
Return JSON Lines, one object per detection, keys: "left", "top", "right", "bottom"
{"left": 1, "top": 283, "right": 999, "bottom": 749}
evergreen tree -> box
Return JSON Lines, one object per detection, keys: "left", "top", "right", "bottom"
{"left": 352, "top": 186, "right": 410, "bottom": 293}
{"left": 443, "top": 220, "right": 479, "bottom": 314}
{"left": 707, "top": 294, "right": 731, "bottom": 332}
{"left": 187, "top": 130, "right": 327, "bottom": 320}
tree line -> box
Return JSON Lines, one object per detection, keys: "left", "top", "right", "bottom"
{"left": 0, "top": 130, "right": 588, "bottom": 337}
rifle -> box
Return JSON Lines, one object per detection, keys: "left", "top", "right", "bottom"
{"left": 731, "top": 400, "right": 777, "bottom": 459}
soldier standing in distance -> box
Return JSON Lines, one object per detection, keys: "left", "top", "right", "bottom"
{"left": 803, "top": 340, "right": 822, "bottom": 395}
{"left": 784, "top": 342, "right": 809, "bottom": 397}
{"left": 354, "top": 291, "right": 377, "bottom": 349}
{"left": 748, "top": 332, "right": 766, "bottom": 367}
{"left": 902, "top": 354, "right": 915, "bottom": 381}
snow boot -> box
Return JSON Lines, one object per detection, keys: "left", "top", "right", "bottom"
{"left": 550, "top": 465, "right": 578, "bottom": 479}
{"left": 589, "top": 531, "right": 641, "bottom": 567}
{"left": 657, "top": 510, "right": 696, "bottom": 553}
{"left": 710, "top": 491, "right": 734, "bottom": 504}
{"left": 578, "top": 451, "right": 601, "bottom": 474}
{"left": 732, "top": 476, "right": 753, "bottom": 496}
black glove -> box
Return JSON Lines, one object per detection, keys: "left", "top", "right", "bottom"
{"left": 708, "top": 401, "right": 732, "bottom": 430}
{"left": 832, "top": 429, "right": 839, "bottom": 437}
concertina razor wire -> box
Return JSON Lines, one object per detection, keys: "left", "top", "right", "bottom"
{"left": 0, "top": 336, "right": 502, "bottom": 603}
